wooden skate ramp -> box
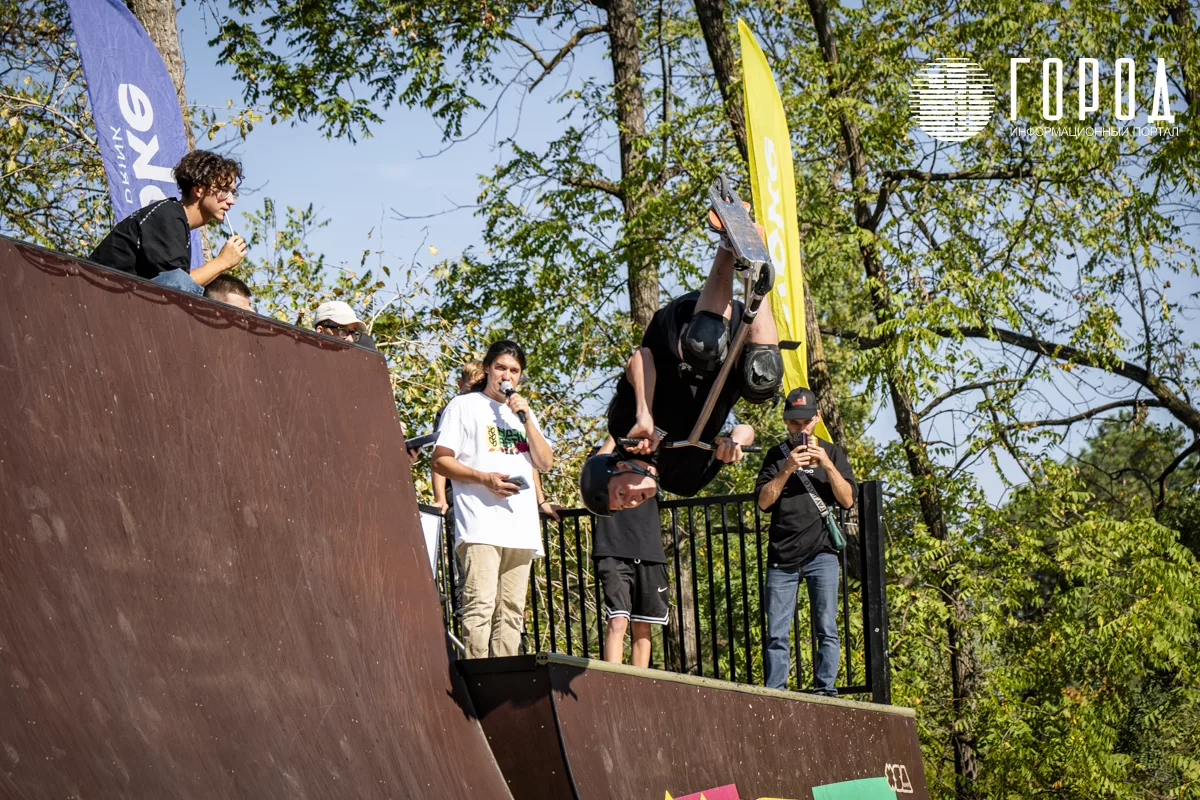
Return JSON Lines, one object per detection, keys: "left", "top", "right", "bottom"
{"left": 0, "top": 237, "right": 512, "bottom": 798}
{"left": 462, "top": 654, "right": 928, "bottom": 800}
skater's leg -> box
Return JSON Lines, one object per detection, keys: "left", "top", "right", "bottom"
{"left": 693, "top": 246, "right": 736, "bottom": 320}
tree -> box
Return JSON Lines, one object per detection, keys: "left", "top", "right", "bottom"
{"left": 0, "top": 0, "right": 110, "bottom": 253}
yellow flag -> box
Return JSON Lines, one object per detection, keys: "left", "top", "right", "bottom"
{"left": 738, "top": 19, "right": 830, "bottom": 441}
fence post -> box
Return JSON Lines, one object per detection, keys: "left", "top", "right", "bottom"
{"left": 859, "top": 480, "right": 891, "bottom": 705}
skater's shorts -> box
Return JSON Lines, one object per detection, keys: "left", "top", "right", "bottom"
{"left": 595, "top": 556, "right": 670, "bottom": 625}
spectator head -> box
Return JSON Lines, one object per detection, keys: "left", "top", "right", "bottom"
{"left": 471, "top": 340, "right": 527, "bottom": 395}
{"left": 782, "top": 387, "right": 821, "bottom": 434}
{"left": 173, "top": 150, "right": 243, "bottom": 224}
{"left": 458, "top": 360, "right": 484, "bottom": 393}
{"left": 314, "top": 300, "right": 367, "bottom": 343}
{"left": 203, "top": 274, "right": 253, "bottom": 312}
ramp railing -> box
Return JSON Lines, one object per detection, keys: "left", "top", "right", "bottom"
{"left": 435, "top": 480, "right": 891, "bottom": 703}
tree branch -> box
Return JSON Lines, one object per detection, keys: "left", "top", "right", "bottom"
{"left": 822, "top": 322, "right": 1200, "bottom": 436}
{"left": 1162, "top": 3, "right": 1196, "bottom": 107}
{"left": 1009, "top": 399, "right": 1164, "bottom": 430}
{"left": 883, "top": 167, "right": 1034, "bottom": 183}
{"left": 1156, "top": 438, "right": 1200, "bottom": 512}
{"left": 918, "top": 377, "right": 1027, "bottom": 418}
{"left": 502, "top": 25, "right": 607, "bottom": 90}
{"left": 561, "top": 174, "right": 623, "bottom": 199}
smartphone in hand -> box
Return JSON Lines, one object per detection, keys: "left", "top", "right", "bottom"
{"left": 789, "top": 431, "right": 809, "bottom": 449}
{"left": 506, "top": 475, "right": 530, "bottom": 491}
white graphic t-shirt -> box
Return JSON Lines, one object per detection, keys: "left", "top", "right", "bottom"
{"left": 435, "top": 392, "right": 543, "bottom": 555}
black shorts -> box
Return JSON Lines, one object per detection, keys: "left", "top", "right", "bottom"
{"left": 595, "top": 557, "right": 670, "bottom": 625}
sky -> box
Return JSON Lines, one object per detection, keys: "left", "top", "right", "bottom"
{"left": 174, "top": 9, "right": 1197, "bottom": 504}
{"left": 177, "top": 7, "right": 596, "bottom": 276}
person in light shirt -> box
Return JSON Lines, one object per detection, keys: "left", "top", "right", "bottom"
{"left": 432, "top": 340, "right": 553, "bottom": 658}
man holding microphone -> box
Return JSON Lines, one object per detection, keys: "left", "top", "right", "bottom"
{"left": 432, "top": 340, "right": 553, "bottom": 659}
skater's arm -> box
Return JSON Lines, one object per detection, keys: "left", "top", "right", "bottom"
{"left": 624, "top": 348, "right": 659, "bottom": 452}
{"left": 714, "top": 424, "right": 755, "bottom": 464}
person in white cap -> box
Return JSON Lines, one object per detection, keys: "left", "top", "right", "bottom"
{"left": 314, "top": 300, "right": 368, "bottom": 343}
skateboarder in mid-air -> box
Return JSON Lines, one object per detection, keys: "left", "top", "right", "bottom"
{"left": 580, "top": 179, "right": 783, "bottom": 516}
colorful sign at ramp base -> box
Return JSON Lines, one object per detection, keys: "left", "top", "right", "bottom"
{"left": 666, "top": 785, "right": 743, "bottom": 800}
{"left": 812, "top": 777, "right": 897, "bottom": 799}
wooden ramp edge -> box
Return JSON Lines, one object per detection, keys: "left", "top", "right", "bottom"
{"left": 0, "top": 236, "right": 513, "bottom": 799}
{"left": 460, "top": 653, "right": 928, "bottom": 800}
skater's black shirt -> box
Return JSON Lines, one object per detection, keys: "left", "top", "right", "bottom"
{"left": 755, "top": 438, "right": 856, "bottom": 569}
{"left": 592, "top": 495, "right": 666, "bottom": 563}
{"left": 608, "top": 291, "right": 745, "bottom": 497}
{"left": 90, "top": 199, "right": 191, "bottom": 280}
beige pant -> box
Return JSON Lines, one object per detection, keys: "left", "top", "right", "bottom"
{"left": 458, "top": 544, "right": 534, "bottom": 659}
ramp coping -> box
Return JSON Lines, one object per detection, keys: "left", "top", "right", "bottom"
{"left": 536, "top": 652, "right": 916, "bottom": 718}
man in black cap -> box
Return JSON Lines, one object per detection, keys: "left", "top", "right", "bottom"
{"left": 578, "top": 219, "right": 783, "bottom": 517}
{"left": 755, "top": 387, "right": 856, "bottom": 695}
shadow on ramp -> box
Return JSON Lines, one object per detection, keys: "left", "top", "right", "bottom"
{"left": 460, "top": 653, "right": 928, "bottom": 800}
{"left": 0, "top": 237, "right": 512, "bottom": 798}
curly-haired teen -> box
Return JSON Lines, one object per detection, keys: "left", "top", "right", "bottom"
{"left": 90, "top": 150, "right": 247, "bottom": 294}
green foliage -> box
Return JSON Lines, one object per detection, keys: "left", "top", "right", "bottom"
{"left": 0, "top": 0, "right": 111, "bottom": 253}
{"left": 973, "top": 464, "right": 1200, "bottom": 798}
{"left": 234, "top": 197, "right": 483, "bottom": 499}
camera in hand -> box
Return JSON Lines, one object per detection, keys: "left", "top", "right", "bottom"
{"left": 789, "top": 431, "right": 809, "bottom": 449}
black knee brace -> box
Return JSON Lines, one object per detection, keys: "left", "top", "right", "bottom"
{"left": 680, "top": 310, "right": 730, "bottom": 378}
{"left": 740, "top": 343, "right": 783, "bottom": 403}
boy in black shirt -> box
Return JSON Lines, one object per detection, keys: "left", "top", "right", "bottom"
{"left": 591, "top": 438, "right": 669, "bottom": 667}
{"left": 579, "top": 219, "right": 783, "bottom": 516}
{"left": 755, "top": 388, "right": 856, "bottom": 695}
{"left": 90, "top": 150, "right": 247, "bottom": 294}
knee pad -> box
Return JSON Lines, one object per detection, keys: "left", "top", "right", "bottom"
{"left": 740, "top": 343, "right": 783, "bottom": 403}
{"left": 680, "top": 310, "right": 729, "bottom": 378}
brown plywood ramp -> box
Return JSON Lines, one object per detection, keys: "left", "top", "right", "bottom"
{"left": 461, "top": 654, "right": 927, "bottom": 800}
{"left": 0, "top": 237, "right": 512, "bottom": 799}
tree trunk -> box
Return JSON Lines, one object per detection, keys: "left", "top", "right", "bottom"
{"left": 605, "top": 0, "right": 657, "bottom": 330}
{"left": 693, "top": 0, "right": 748, "bottom": 165}
{"left": 803, "top": 0, "right": 978, "bottom": 794}
{"left": 692, "top": 0, "right": 850, "bottom": 452}
{"left": 125, "top": 0, "right": 212, "bottom": 259}
{"left": 125, "top": 0, "right": 194, "bottom": 148}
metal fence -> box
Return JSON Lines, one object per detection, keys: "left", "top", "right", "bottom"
{"left": 430, "top": 480, "right": 891, "bottom": 703}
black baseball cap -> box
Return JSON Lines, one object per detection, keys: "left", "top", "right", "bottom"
{"left": 782, "top": 387, "right": 819, "bottom": 420}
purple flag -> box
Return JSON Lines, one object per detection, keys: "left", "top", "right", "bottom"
{"left": 65, "top": 0, "right": 202, "bottom": 267}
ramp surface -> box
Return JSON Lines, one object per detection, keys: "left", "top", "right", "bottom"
{"left": 0, "top": 238, "right": 512, "bottom": 798}
{"left": 462, "top": 654, "right": 927, "bottom": 800}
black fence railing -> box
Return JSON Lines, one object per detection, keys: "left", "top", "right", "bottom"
{"left": 432, "top": 480, "right": 891, "bottom": 703}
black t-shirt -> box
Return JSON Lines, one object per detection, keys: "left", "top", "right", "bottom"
{"left": 608, "top": 291, "right": 744, "bottom": 496}
{"left": 592, "top": 495, "right": 667, "bottom": 563}
{"left": 90, "top": 199, "right": 192, "bottom": 280}
{"left": 755, "top": 438, "right": 857, "bottom": 569}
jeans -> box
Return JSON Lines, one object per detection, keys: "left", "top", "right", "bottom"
{"left": 764, "top": 552, "right": 840, "bottom": 693}
{"left": 151, "top": 269, "right": 204, "bottom": 296}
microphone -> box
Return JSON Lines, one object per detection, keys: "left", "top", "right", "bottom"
{"left": 500, "top": 380, "right": 527, "bottom": 423}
